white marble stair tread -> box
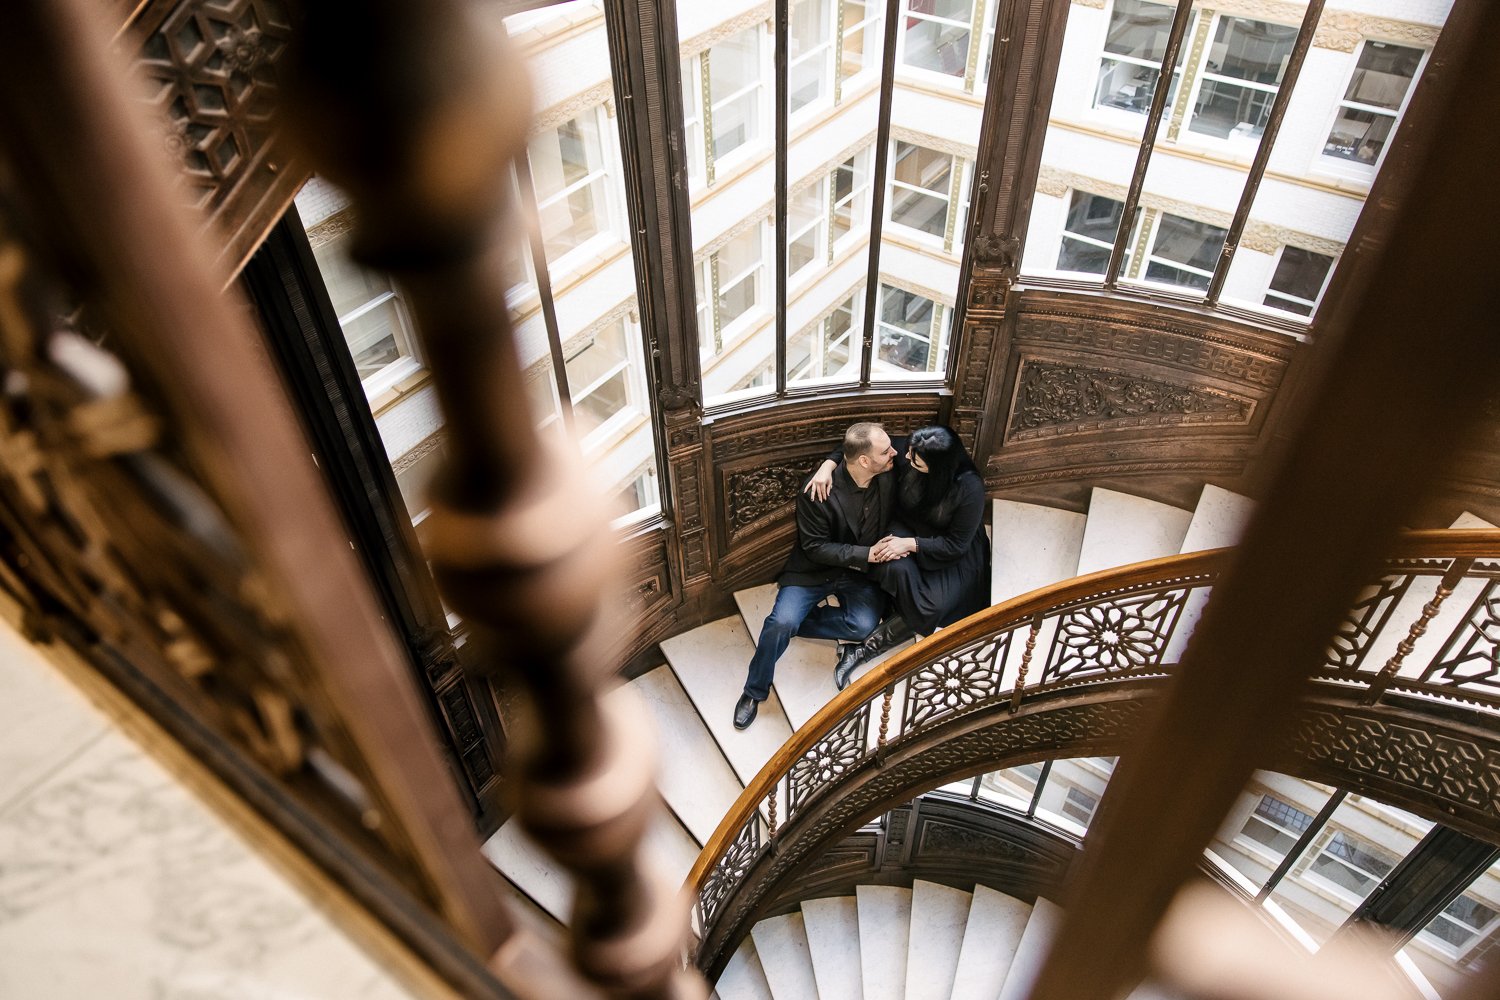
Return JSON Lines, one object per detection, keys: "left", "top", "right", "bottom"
{"left": 736, "top": 584, "right": 842, "bottom": 731}
{"left": 950, "top": 885, "right": 1034, "bottom": 1000}
{"left": 1179, "top": 484, "right": 1256, "bottom": 553}
{"left": 750, "top": 912, "right": 819, "bottom": 1000}
{"left": 1452, "top": 511, "right": 1497, "bottom": 529}
{"left": 1076, "top": 489, "right": 1193, "bottom": 576}
{"left": 904, "top": 880, "right": 972, "bottom": 1000}
{"left": 661, "top": 615, "right": 795, "bottom": 785}
{"left": 802, "top": 896, "right": 865, "bottom": 1000}
{"left": 716, "top": 935, "right": 775, "bottom": 1000}
{"left": 481, "top": 818, "right": 572, "bottom": 921}
{"left": 626, "top": 665, "right": 744, "bottom": 844}
{"left": 990, "top": 500, "right": 1087, "bottom": 605}
{"left": 645, "top": 807, "right": 705, "bottom": 891}
{"left": 995, "top": 896, "right": 1064, "bottom": 1000}
{"left": 1128, "top": 981, "right": 1191, "bottom": 1000}
{"left": 856, "top": 885, "right": 913, "bottom": 1000}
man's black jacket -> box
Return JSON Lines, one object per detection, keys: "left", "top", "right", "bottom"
{"left": 776, "top": 462, "right": 895, "bottom": 587}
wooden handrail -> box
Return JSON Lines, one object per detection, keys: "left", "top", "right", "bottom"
{"left": 687, "top": 528, "right": 1500, "bottom": 893}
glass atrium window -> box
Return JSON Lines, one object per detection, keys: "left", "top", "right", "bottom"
{"left": 1185, "top": 16, "right": 1297, "bottom": 141}
{"left": 1401, "top": 855, "right": 1500, "bottom": 997}
{"left": 529, "top": 107, "right": 615, "bottom": 261}
{"left": 1057, "top": 191, "right": 1126, "bottom": 276}
{"left": 1094, "top": 0, "right": 1180, "bottom": 114}
{"left": 901, "top": 0, "right": 975, "bottom": 79}
{"left": 1142, "top": 213, "right": 1228, "bottom": 291}
{"left": 1323, "top": 41, "right": 1424, "bottom": 168}
{"left": 1262, "top": 247, "right": 1335, "bottom": 317}
{"left": 789, "top": 290, "right": 861, "bottom": 384}
{"left": 889, "top": 142, "right": 954, "bottom": 240}
{"left": 877, "top": 284, "right": 947, "bottom": 374}
{"left": 790, "top": 0, "right": 835, "bottom": 113}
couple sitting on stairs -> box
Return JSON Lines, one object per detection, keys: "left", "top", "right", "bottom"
{"left": 733, "top": 421, "right": 991, "bottom": 729}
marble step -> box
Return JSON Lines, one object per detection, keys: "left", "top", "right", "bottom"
{"left": 1076, "top": 488, "right": 1193, "bottom": 577}
{"left": 481, "top": 807, "right": 699, "bottom": 922}
{"left": 629, "top": 665, "right": 745, "bottom": 845}
{"left": 856, "top": 885, "right": 913, "bottom": 1000}
{"left": 950, "top": 885, "right": 1034, "bottom": 1000}
{"left": 660, "top": 615, "right": 795, "bottom": 785}
{"left": 736, "top": 583, "right": 843, "bottom": 731}
{"left": 1178, "top": 484, "right": 1255, "bottom": 553}
{"left": 716, "top": 935, "right": 775, "bottom": 1000}
{"left": 1165, "top": 485, "right": 1256, "bottom": 662}
{"left": 904, "top": 880, "right": 972, "bottom": 1000}
{"left": 750, "top": 912, "right": 819, "bottom": 1000}
{"left": 995, "top": 896, "right": 1063, "bottom": 1000}
{"left": 802, "top": 896, "right": 865, "bottom": 1000}
{"left": 990, "top": 499, "right": 1087, "bottom": 606}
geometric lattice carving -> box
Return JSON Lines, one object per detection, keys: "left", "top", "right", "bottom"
{"left": 133, "top": 0, "right": 292, "bottom": 213}
{"left": 1045, "top": 590, "right": 1187, "bottom": 683}
{"left": 699, "top": 816, "right": 763, "bottom": 927}
{"left": 1010, "top": 361, "right": 1250, "bottom": 437}
{"left": 1421, "top": 581, "right": 1500, "bottom": 699}
{"left": 789, "top": 709, "right": 870, "bottom": 812}
{"left": 1323, "top": 574, "right": 1413, "bottom": 675}
{"left": 903, "top": 636, "right": 1010, "bottom": 731}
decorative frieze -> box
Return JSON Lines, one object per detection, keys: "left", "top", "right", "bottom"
{"left": 678, "top": 2, "right": 774, "bottom": 59}
{"left": 890, "top": 125, "right": 979, "bottom": 163}
{"left": 724, "top": 463, "right": 814, "bottom": 538}
{"left": 1313, "top": 10, "right": 1442, "bottom": 53}
{"left": 1009, "top": 361, "right": 1252, "bottom": 438}
{"left": 531, "top": 81, "right": 615, "bottom": 138}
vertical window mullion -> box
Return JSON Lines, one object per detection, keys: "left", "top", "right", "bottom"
{"left": 1257, "top": 789, "right": 1347, "bottom": 903}
{"left": 1204, "top": 0, "right": 1326, "bottom": 305}
{"left": 515, "top": 154, "right": 576, "bottom": 435}
{"left": 776, "top": 0, "right": 789, "bottom": 394}
{"left": 1027, "top": 760, "right": 1054, "bottom": 820}
{"left": 859, "top": 0, "right": 903, "bottom": 385}
{"left": 1104, "top": 0, "right": 1198, "bottom": 289}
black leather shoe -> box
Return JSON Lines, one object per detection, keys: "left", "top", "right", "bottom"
{"left": 834, "top": 643, "right": 866, "bottom": 691}
{"left": 733, "top": 694, "right": 758, "bottom": 730}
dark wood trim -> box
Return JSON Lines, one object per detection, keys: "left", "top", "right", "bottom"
{"left": 240, "top": 215, "right": 506, "bottom": 829}
{"left": 1205, "top": 0, "right": 1325, "bottom": 306}
{"left": 857, "top": 0, "right": 903, "bottom": 386}
{"left": 1254, "top": 789, "right": 1346, "bottom": 903}
{"left": 774, "top": 0, "right": 789, "bottom": 396}
{"left": 515, "top": 153, "right": 577, "bottom": 434}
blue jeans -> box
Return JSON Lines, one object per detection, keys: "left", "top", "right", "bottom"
{"left": 742, "top": 577, "right": 884, "bottom": 701}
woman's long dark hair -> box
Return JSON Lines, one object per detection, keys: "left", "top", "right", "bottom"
{"left": 902, "top": 425, "right": 977, "bottom": 511}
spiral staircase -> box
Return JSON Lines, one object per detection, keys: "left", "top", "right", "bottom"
{"left": 480, "top": 486, "right": 1266, "bottom": 923}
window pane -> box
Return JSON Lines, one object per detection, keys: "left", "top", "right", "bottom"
{"left": 1144, "top": 213, "right": 1227, "bottom": 291}
{"left": 1268, "top": 798, "right": 1432, "bottom": 947}
{"left": 1103, "top": 0, "right": 1174, "bottom": 61}
{"left": 893, "top": 142, "right": 951, "bottom": 193}
{"left": 840, "top": 0, "right": 880, "bottom": 79}
{"left": 790, "top": 0, "right": 832, "bottom": 111}
{"left": 1203, "top": 17, "right": 1295, "bottom": 84}
{"left": 531, "top": 112, "right": 610, "bottom": 258}
{"left": 903, "top": 17, "right": 970, "bottom": 77}
{"left": 710, "top": 28, "right": 762, "bottom": 159}
{"left": 1323, "top": 106, "right": 1395, "bottom": 165}
{"left": 573, "top": 368, "right": 629, "bottom": 436}
{"left": 342, "top": 298, "right": 407, "bottom": 378}
{"left": 1400, "top": 859, "right": 1500, "bottom": 997}
{"left": 1342, "top": 40, "right": 1422, "bottom": 111}
{"left": 565, "top": 320, "right": 628, "bottom": 392}
{"left": 1056, "top": 191, "right": 1124, "bottom": 275}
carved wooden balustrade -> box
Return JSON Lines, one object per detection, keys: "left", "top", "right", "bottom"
{"left": 689, "top": 532, "right": 1500, "bottom": 978}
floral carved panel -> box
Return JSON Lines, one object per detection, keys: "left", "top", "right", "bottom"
{"left": 1008, "top": 361, "right": 1254, "bottom": 440}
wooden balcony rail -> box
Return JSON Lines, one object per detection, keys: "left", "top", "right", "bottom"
{"left": 689, "top": 531, "right": 1500, "bottom": 968}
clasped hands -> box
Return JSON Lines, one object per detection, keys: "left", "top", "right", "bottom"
{"left": 869, "top": 535, "right": 916, "bottom": 563}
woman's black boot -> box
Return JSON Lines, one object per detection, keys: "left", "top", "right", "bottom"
{"left": 834, "top": 615, "right": 916, "bottom": 690}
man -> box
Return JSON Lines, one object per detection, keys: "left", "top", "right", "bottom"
{"left": 733, "top": 422, "right": 900, "bottom": 729}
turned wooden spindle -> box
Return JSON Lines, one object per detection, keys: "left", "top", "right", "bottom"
{"left": 282, "top": 2, "right": 701, "bottom": 997}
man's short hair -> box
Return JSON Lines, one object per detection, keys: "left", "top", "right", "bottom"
{"left": 843, "top": 421, "right": 885, "bottom": 463}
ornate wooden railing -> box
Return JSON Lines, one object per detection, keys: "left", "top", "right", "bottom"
{"left": 688, "top": 531, "right": 1500, "bottom": 973}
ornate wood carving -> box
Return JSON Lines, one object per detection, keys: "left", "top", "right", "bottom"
{"left": 724, "top": 462, "right": 809, "bottom": 541}
{"left": 1009, "top": 361, "right": 1254, "bottom": 439}
{"left": 122, "top": 0, "right": 304, "bottom": 274}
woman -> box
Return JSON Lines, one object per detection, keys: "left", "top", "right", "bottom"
{"left": 808, "top": 425, "right": 991, "bottom": 687}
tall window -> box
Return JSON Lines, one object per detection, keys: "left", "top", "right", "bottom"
{"left": 1323, "top": 40, "right": 1424, "bottom": 169}
{"left": 1308, "top": 829, "right": 1400, "bottom": 898}
{"left": 1057, "top": 190, "right": 1126, "bottom": 276}
{"left": 1094, "top": 0, "right": 1179, "bottom": 114}
{"left": 831, "top": 149, "right": 873, "bottom": 246}
{"left": 1239, "top": 794, "right": 1314, "bottom": 856}
{"left": 789, "top": 291, "right": 861, "bottom": 383}
{"left": 683, "top": 25, "right": 768, "bottom": 184}
{"left": 1142, "top": 212, "right": 1228, "bottom": 291}
{"left": 876, "top": 284, "right": 947, "bottom": 374}
{"left": 296, "top": 182, "right": 422, "bottom": 397}
{"left": 790, "top": 0, "right": 835, "bottom": 113}
{"left": 889, "top": 142, "right": 968, "bottom": 251}
{"left": 1262, "top": 247, "right": 1334, "bottom": 317}
{"left": 529, "top": 108, "right": 617, "bottom": 262}
{"left": 564, "top": 315, "right": 643, "bottom": 441}
{"left": 697, "top": 222, "right": 769, "bottom": 357}
{"left": 1184, "top": 16, "right": 1297, "bottom": 141}
{"left": 899, "top": 0, "right": 996, "bottom": 91}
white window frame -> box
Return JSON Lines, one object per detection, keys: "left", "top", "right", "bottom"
{"left": 1317, "top": 38, "right": 1430, "bottom": 180}
{"left": 1091, "top": 0, "right": 1184, "bottom": 126}
{"left": 1303, "top": 828, "right": 1400, "bottom": 903}
{"left": 566, "top": 316, "right": 645, "bottom": 451}
{"left": 338, "top": 285, "right": 424, "bottom": 399}
{"left": 530, "top": 104, "right": 624, "bottom": 274}
{"left": 1234, "top": 792, "right": 1316, "bottom": 862}
{"left": 697, "top": 220, "right": 771, "bottom": 358}
{"left": 1259, "top": 244, "right": 1336, "bottom": 319}
{"left": 1175, "top": 13, "right": 1298, "bottom": 145}
{"left": 829, "top": 146, "right": 874, "bottom": 253}
{"left": 788, "top": 178, "right": 830, "bottom": 284}
{"left": 1416, "top": 893, "right": 1500, "bottom": 960}
{"left": 896, "top": 0, "right": 982, "bottom": 90}
{"left": 1136, "top": 210, "right": 1226, "bottom": 292}
{"left": 874, "top": 283, "right": 949, "bottom": 377}
{"left": 1055, "top": 189, "right": 1127, "bottom": 277}
{"left": 887, "top": 141, "right": 966, "bottom": 250}
{"left": 686, "top": 24, "right": 771, "bottom": 185}
{"left": 789, "top": 290, "right": 861, "bottom": 383}
{"left": 836, "top": 0, "right": 884, "bottom": 95}
{"left": 789, "top": 0, "right": 839, "bottom": 117}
